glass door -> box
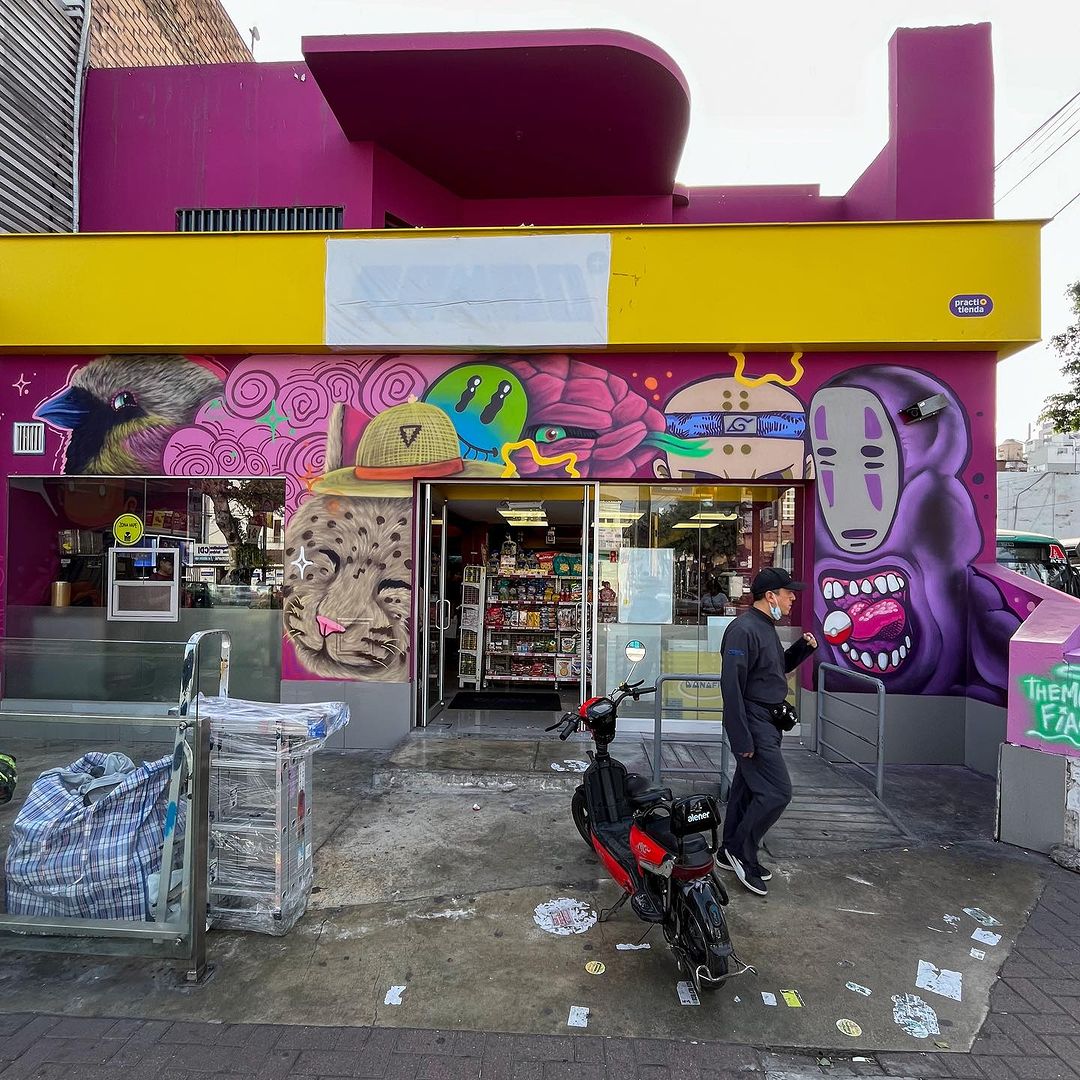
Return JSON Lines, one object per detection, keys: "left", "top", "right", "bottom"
{"left": 418, "top": 485, "right": 449, "bottom": 726}
{"left": 580, "top": 482, "right": 601, "bottom": 704}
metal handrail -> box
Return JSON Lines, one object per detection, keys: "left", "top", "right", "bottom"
{"left": 815, "top": 662, "right": 886, "bottom": 801}
{"left": 650, "top": 674, "right": 730, "bottom": 795}
{"left": 0, "top": 629, "right": 230, "bottom": 983}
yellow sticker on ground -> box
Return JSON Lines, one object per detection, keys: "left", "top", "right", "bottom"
{"left": 837, "top": 1019, "right": 862, "bottom": 1037}
{"left": 585, "top": 961, "right": 605, "bottom": 975}
{"left": 781, "top": 990, "right": 804, "bottom": 1008}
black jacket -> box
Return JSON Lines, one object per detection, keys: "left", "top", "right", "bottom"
{"left": 720, "top": 607, "right": 815, "bottom": 755}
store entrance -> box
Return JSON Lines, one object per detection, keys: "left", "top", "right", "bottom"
{"left": 416, "top": 482, "right": 595, "bottom": 726}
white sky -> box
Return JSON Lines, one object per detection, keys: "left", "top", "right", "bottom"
{"left": 220, "top": 0, "right": 1080, "bottom": 443}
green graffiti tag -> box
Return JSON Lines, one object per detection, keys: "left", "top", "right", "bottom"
{"left": 1020, "top": 664, "right": 1080, "bottom": 749}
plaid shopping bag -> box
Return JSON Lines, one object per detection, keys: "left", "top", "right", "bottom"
{"left": 5, "top": 751, "right": 182, "bottom": 921}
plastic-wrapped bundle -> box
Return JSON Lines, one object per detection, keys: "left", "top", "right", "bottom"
{"left": 200, "top": 697, "right": 347, "bottom": 935}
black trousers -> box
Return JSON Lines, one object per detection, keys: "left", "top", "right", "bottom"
{"left": 722, "top": 713, "right": 792, "bottom": 870}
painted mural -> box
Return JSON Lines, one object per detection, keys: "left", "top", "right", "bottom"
{"left": 8, "top": 350, "right": 1009, "bottom": 696}
{"left": 810, "top": 365, "right": 1019, "bottom": 704}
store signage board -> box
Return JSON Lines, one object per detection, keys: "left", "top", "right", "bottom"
{"left": 185, "top": 543, "right": 231, "bottom": 566}
{"left": 112, "top": 513, "right": 144, "bottom": 546}
{"left": 324, "top": 234, "right": 611, "bottom": 347}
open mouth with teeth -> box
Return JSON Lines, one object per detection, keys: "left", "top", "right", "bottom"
{"left": 820, "top": 569, "right": 913, "bottom": 676}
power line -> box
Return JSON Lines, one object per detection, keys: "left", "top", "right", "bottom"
{"left": 997, "top": 90, "right": 1080, "bottom": 170}
{"left": 1052, "top": 187, "right": 1080, "bottom": 219}
{"left": 995, "top": 120, "right": 1080, "bottom": 204}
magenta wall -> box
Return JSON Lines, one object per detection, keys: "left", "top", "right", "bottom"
{"left": 80, "top": 64, "right": 378, "bottom": 233}
{"left": 78, "top": 24, "right": 995, "bottom": 232}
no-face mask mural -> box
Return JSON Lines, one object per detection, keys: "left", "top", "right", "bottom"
{"left": 811, "top": 365, "right": 1015, "bottom": 700}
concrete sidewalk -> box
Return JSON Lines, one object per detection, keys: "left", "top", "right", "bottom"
{"left": 0, "top": 864, "right": 1078, "bottom": 1080}
{"left": 0, "top": 732, "right": 1076, "bottom": 1076}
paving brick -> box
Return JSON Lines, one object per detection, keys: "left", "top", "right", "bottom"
{"left": 416, "top": 1056, "right": 483, "bottom": 1079}
{"left": 968, "top": 1059, "right": 1019, "bottom": 1080}
{"left": 1014, "top": 1058, "right": 1080, "bottom": 1080}
{"left": 160, "top": 1022, "right": 233, "bottom": 1045}
{"left": 1003, "top": 978, "right": 1066, "bottom": 1014}
{"left": 989, "top": 984, "right": 1037, "bottom": 1014}
{"left": 0, "top": 1017, "right": 60, "bottom": 1060}
{"left": 274, "top": 1025, "right": 342, "bottom": 1050}
{"left": 540, "top": 1063, "right": 605, "bottom": 1080}
{"left": 632, "top": 1039, "right": 673, "bottom": 1066}
{"left": 43, "top": 1016, "right": 122, "bottom": 1040}
{"left": 1045, "top": 1037, "right": 1080, "bottom": 1069}
{"left": 1024, "top": 1014, "right": 1080, "bottom": 1036}
{"left": 476, "top": 1060, "right": 542, "bottom": 1080}
{"left": 0, "top": 1017, "right": 34, "bottom": 1043}
{"left": 485, "top": 1036, "right": 573, "bottom": 1063}
{"left": 572, "top": 1038, "right": 606, "bottom": 1063}
{"left": 395, "top": 1030, "right": 459, "bottom": 1055}
{"left": 875, "top": 1052, "right": 951, "bottom": 1076}
{"left": 991, "top": 1012, "right": 1054, "bottom": 1056}
{"left": 941, "top": 1055, "right": 988, "bottom": 1078}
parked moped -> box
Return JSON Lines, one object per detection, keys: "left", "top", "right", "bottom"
{"left": 547, "top": 642, "right": 750, "bottom": 993}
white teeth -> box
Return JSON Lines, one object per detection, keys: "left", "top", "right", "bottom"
{"left": 877, "top": 653, "right": 888, "bottom": 671}
{"left": 822, "top": 582, "right": 831, "bottom": 599}
{"left": 874, "top": 576, "right": 888, "bottom": 593}
{"left": 899, "top": 645, "right": 907, "bottom": 659}
{"left": 841, "top": 643, "right": 850, "bottom": 653}
{"left": 849, "top": 582, "right": 859, "bottom": 596}
{"left": 861, "top": 580, "right": 873, "bottom": 595}
{"left": 891, "top": 650, "right": 900, "bottom": 666}
{"left": 886, "top": 574, "right": 901, "bottom": 592}
{"left": 826, "top": 581, "right": 837, "bottom": 600}
{"left": 896, "top": 575, "right": 906, "bottom": 589}
{"left": 904, "top": 636, "right": 911, "bottom": 649}
{"left": 861, "top": 651, "right": 872, "bottom": 667}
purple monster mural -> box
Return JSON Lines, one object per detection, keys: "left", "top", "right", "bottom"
{"left": 810, "top": 365, "right": 1018, "bottom": 702}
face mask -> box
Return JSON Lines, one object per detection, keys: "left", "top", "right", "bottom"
{"left": 769, "top": 604, "right": 782, "bottom": 622}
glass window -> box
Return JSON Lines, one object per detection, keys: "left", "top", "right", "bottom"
{"left": 5, "top": 476, "right": 285, "bottom": 702}
{"left": 594, "top": 483, "right": 803, "bottom": 721}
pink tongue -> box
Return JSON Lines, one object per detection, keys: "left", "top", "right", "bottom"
{"left": 317, "top": 615, "right": 347, "bottom": 637}
{"left": 849, "top": 599, "right": 905, "bottom": 643}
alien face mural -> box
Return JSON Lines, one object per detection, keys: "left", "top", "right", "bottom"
{"left": 36, "top": 355, "right": 224, "bottom": 474}
{"left": 656, "top": 379, "right": 811, "bottom": 481}
{"left": 810, "top": 366, "right": 980, "bottom": 694}
{"left": 422, "top": 363, "right": 528, "bottom": 462}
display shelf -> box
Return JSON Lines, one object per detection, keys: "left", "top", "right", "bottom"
{"left": 487, "top": 674, "right": 578, "bottom": 683}
{"left": 457, "top": 566, "right": 485, "bottom": 689}
{"left": 487, "top": 651, "right": 558, "bottom": 657}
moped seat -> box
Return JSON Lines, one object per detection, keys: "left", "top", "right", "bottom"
{"left": 640, "top": 816, "right": 713, "bottom": 868}
{"left": 626, "top": 773, "right": 672, "bottom": 809}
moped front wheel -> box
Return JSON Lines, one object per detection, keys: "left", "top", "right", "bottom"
{"left": 571, "top": 786, "right": 592, "bottom": 848}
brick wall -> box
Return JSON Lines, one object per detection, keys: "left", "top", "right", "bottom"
{"left": 89, "top": 0, "right": 252, "bottom": 68}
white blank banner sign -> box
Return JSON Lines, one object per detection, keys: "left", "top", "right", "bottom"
{"left": 325, "top": 233, "right": 611, "bottom": 348}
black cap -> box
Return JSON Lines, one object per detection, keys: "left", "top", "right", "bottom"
{"left": 751, "top": 567, "right": 805, "bottom": 598}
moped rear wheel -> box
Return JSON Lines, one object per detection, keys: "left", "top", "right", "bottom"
{"left": 571, "top": 786, "right": 592, "bottom": 847}
{"left": 678, "top": 889, "right": 730, "bottom": 991}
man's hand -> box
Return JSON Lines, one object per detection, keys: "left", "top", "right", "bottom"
{"left": 803, "top": 632, "right": 819, "bottom": 649}
{"left": 740, "top": 750, "right": 755, "bottom": 759}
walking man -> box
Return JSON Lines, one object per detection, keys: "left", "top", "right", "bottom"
{"left": 718, "top": 568, "right": 817, "bottom": 895}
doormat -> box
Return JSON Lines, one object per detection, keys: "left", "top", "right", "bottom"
{"left": 448, "top": 691, "right": 563, "bottom": 712}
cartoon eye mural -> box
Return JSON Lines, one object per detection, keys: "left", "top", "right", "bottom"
{"left": 112, "top": 390, "right": 138, "bottom": 412}
{"left": 527, "top": 424, "right": 601, "bottom": 445}
{"left": 422, "top": 363, "right": 528, "bottom": 460}
{"left": 809, "top": 386, "right": 901, "bottom": 555}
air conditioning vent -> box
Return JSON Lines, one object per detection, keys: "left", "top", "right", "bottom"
{"left": 13, "top": 422, "right": 45, "bottom": 455}
{"left": 176, "top": 206, "right": 344, "bottom": 232}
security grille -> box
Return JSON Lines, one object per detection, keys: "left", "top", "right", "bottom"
{"left": 176, "top": 206, "right": 344, "bottom": 232}
{"left": 12, "top": 422, "right": 45, "bottom": 455}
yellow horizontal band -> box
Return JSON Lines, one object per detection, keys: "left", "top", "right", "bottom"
{"left": 0, "top": 220, "right": 1040, "bottom": 356}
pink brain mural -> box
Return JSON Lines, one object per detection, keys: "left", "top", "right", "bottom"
{"left": 504, "top": 356, "right": 667, "bottom": 476}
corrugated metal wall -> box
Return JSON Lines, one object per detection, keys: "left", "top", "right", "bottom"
{"left": 0, "top": 0, "right": 84, "bottom": 233}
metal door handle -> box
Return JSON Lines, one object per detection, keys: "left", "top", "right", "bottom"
{"left": 437, "top": 599, "right": 451, "bottom": 631}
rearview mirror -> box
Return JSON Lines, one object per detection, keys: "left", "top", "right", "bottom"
{"left": 624, "top": 640, "right": 647, "bottom": 664}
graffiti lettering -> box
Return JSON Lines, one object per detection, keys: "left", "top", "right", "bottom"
{"left": 1021, "top": 665, "right": 1080, "bottom": 749}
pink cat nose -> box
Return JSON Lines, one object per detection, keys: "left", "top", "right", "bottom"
{"left": 316, "top": 615, "right": 347, "bottom": 637}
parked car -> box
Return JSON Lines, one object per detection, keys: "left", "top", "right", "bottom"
{"left": 996, "top": 529, "right": 1080, "bottom": 597}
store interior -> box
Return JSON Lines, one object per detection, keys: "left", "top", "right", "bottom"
{"left": 418, "top": 482, "right": 805, "bottom": 728}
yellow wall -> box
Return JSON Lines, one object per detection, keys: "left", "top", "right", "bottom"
{"left": 0, "top": 220, "right": 1041, "bottom": 355}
